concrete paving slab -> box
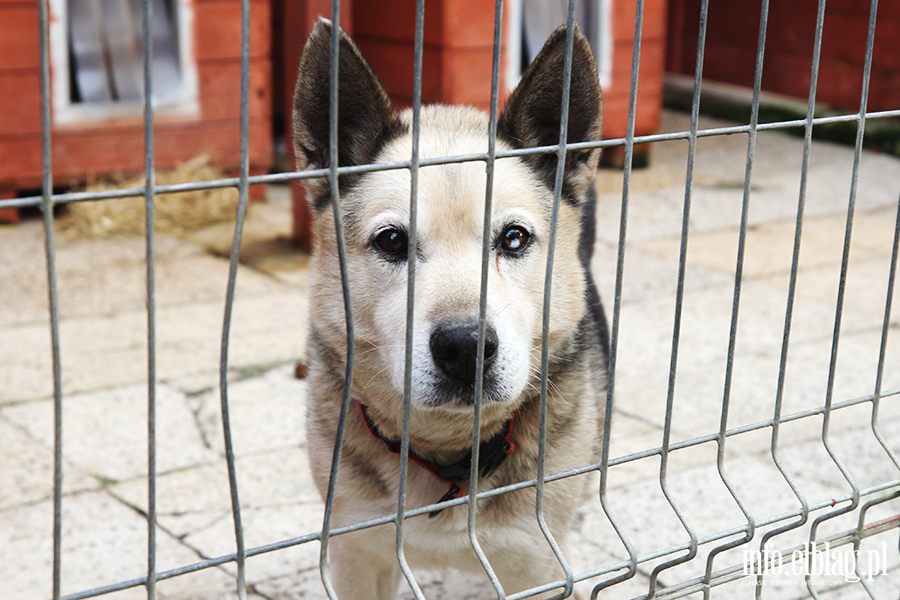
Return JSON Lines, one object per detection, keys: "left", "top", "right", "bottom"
{"left": 755, "top": 259, "right": 899, "bottom": 344}
{"left": 3, "top": 383, "right": 218, "bottom": 484}
{"left": 179, "top": 503, "right": 325, "bottom": 583}
{"left": 0, "top": 288, "right": 309, "bottom": 403}
{"left": 595, "top": 453, "right": 869, "bottom": 596}
{"left": 776, "top": 417, "right": 900, "bottom": 493}
{"left": 251, "top": 566, "right": 347, "bottom": 600}
{"left": 656, "top": 113, "right": 900, "bottom": 221}
{"left": 0, "top": 322, "right": 55, "bottom": 404}
{"left": 605, "top": 274, "right": 899, "bottom": 447}
{"left": 635, "top": 207, "right": 898, "bottom": 282}
{"left": 187, "top": 364, "right": 308, "bottom": 458}
{"left": 591, "top": 241, "right": 737, "bottom": 307}
{"left": 0, "top": 490, "right": 227, "bottom": 600}
{"left": 108, "top": 443, "right": 323, "bottom": 583}
{"left": 153, "top": 568, "right": 241, "bottom": 600}
{"left": 595, "top": 186, "right": 692, "bottom": 245}
{"left": 0, "top": 418, "right": 97, "bottom": 510}
{"left": 0, "top": 226, "right": 286, "bottom": 329}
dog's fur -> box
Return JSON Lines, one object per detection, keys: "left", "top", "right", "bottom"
{"left": 294, "top": 20, "right": 608, "bottom": 599}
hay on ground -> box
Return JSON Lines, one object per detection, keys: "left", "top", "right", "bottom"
{"left": 60, "top": 155, "right": 239, "bottom": 238}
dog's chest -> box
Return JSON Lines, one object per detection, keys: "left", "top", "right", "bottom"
{"left": 400, "top": 493, "right": 549, "bottom": 569}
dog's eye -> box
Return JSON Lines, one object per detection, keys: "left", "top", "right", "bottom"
{"left": 500, "top": 226, "right": 531, "bottom": 255}
{"left": 373, "top": 228, "right": 408, "bottom": 258}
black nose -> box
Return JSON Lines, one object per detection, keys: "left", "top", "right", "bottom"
{"left": 430, "top": 322, "right": 498, "bottom": 383}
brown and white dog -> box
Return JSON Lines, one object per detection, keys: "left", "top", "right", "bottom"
{"left": 293, "top": 19, "right": 609, "bottom": 599}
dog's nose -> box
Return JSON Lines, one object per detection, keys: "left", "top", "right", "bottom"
{"left": 430, "top": 322, "right": 498, "bottom": 383}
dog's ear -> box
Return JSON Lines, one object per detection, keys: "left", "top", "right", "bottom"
{"left": 498, "top": 26, "right": 602, "bottom": 204}
{"left": 292, "top": 19, "right": 405, "bottom": 209}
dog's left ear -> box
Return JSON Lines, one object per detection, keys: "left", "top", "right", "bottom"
{"left": 498, "top": 26, "right": 602, "bottom": 204}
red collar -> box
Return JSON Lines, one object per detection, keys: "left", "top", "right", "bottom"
{"left": 356, "top": 401, "right": 516, "bottom": 517}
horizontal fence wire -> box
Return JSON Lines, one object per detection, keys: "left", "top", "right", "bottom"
{"left": 4, "top": 110, "right": 900, "bottom": 212}
{"left": 47, "top": 482, "right": 900, "bottom": 600}
{"left": 21, "top": 0, "right": 900, "bottom": 598}
{"left": 46, "top": 386, "right": 900, "bottom": 600}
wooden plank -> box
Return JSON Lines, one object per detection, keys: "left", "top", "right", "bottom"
{"left": 353, "top": 0, "right": 499, "bottom": 48}
{"left": 612, "top": 0, "right": 667, "bottom": 43}
{"left": 0, "top": 59, "right": 271, "bottom": 137}
{"left": 198, "top": 59, "right": 272, "bottom": 121}
{"left": 602, "top": 89, "right": 663, "bottom": 140}
{"left": 606, "top": 36, "right": 665, "bottom": 101}
{"left": 666, "top": 0, "right": 689, "bottom": 73}
{"left": 353, "top": 38, "right": 443, "bottom": 106}
{"left": 442, "top": 0, "right": 502, "bottom": 48}
{"left": 0, "top": 5, "right": 38, "bottom": 71}
{"left": 353, "top": 0, "right": 441, "bottom": 45}
{"left": 0, "top": 120, "right": 272, "bottom": 187}
{"left": 872, "top": 11, "right": 900, "bottom": 69}
{"left": 193, "top": 0, "right": 271, "bottom": 62}
{"left": 440, "top": 47, "right": 508, "bottom": 108}
{"left": 0, "top": 71, "right": 41, "bottom": 136}
{"left": 0, "top": 188, "right": 19, "bottom": 224}
{"left": 603, "top": 38, "right": 665, "bottom": 139}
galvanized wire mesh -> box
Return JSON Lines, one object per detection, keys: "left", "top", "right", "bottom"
{"left": 3, "top": 0, "right": 900, "bottom": 598}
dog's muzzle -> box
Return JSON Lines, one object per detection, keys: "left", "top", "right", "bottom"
{"left": 429, "top": 320, "right": 499, "bottom": 404}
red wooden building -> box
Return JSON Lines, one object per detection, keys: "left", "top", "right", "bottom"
{"left": 0, "top": 0, "right": 669, "bottom": 238}
{"left": 0, "top": 0, "right": 273, "bottom": 223}
{"left": 667, "top": 0, "right": 900, "bottom": 113}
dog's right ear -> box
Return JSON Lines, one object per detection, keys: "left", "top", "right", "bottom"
{"left": 292, "top": 19, "right": 404, "bottom": 209}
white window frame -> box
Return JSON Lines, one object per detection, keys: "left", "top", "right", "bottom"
{"left": 49, "top": 0, "right": 200, "bottom": 126}
{"left": 506, "top": 0, "right": 613, "bottom": 92}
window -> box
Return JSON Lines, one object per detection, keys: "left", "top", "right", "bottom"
{"left": 50, "top": 0, "right": 199, "bottom": 124}
{"left": 506, "top": 0, "right": 613, "bottom": 91}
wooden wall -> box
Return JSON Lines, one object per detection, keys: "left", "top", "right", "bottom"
{"left": 667, "top": 0, "right": 900, "bottom": 112}
{"left": 0, "top": 0, "right": 274, "bottom": 221}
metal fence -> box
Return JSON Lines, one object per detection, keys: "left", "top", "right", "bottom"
{"left": 3, "top": 0, "right": 900, "bottom": 598}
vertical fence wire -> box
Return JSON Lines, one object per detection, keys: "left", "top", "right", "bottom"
{"left": 467, "top": 0, "right": 508, "bottom": 595}
{"left": 754, "top": 0, "right": 830, "bottom": 591}
{"left": 532, "top": 3, "right": 579, "bottom": 599}
{"left": 217, "top": 0, "right": 254, "bottom": 595}
{"left": 21, "top": 0, "right": 900, "bottom": 598}
{"left": 37, "top": 0, "right": 65, "bottom": 596}
{"left": 700, "top": 0, "right": 773, "bottom": 594}
{"left": 854, "top": 490, "right": 900, "bottom": 600}
{"left": 647, "top": 0, "right": 710, "bottom": 592}
{"left": 870, "top": 190, "right": 900, "bottom": 470}
{"left": 318, "top": 3, "right": 358, "bottom": 597}
{"left": 591, "top": 0, "right": 645, "bottom": 594}
{"left": 395, "top": 0, "right": 426, "bottom": 597}
{"left": 805, "top": 1, "right": 880, "bottom": 592}
{"left": 141, "top": 0, "right": 158, "bottom": 594}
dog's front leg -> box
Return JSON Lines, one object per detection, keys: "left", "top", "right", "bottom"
{"left": 326, "top": 524, "right": 402, "bottom": 600}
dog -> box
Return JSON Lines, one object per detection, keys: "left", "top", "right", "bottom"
{"left": 293, "top": 19, "right": 609, "bottom": 599}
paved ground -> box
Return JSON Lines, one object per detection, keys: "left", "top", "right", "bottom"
{"left": 2, "top": 110, "right": 900, "bottom": 600}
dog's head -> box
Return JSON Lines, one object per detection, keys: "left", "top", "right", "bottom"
{"left": 294, "top": 20, "right": 601, "bottom": 413}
